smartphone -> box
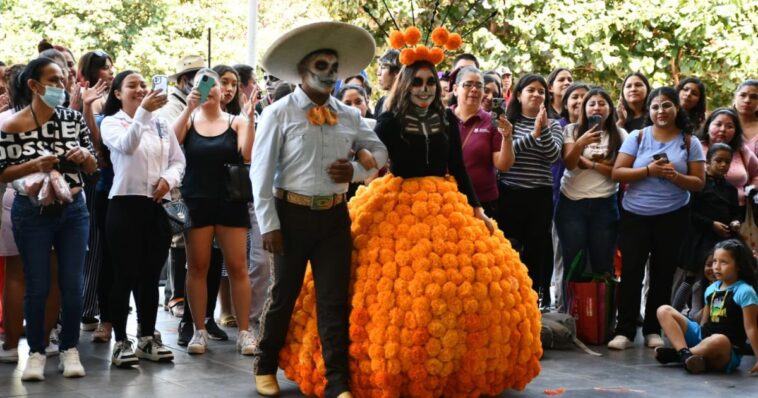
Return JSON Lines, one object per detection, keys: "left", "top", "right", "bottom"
{"left": 653, "top": 153, "right": 669, "bottom": 163}
{"left": 152, "top": 75, "right": 168, "bottom": 94}
{"left": 490, "top": 97, "right": 506, "bottom": 127}
{"left": 588, "top": 115, "right": 602, "bottom": 129}
{"left": 196, "top": 75, "right": 215, "bottom": 103}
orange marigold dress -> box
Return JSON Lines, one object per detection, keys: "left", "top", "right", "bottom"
{"left": 278, "top": 109, "right": 542, "bottom": 397}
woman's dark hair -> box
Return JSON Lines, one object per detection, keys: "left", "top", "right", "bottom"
{"left": 713, "top": 239, "right": 758, "bottom": 291}
{"left": 575, "top": 88, "right": 623, "bottom": 159}
{"left": 273, "top": 82, "right": 296, "bottom": 102}
{"left": 505, "top": 73, "right": 549, "bottom": 124}
{"left": 645, "top": 86, "right": 694, "bottom": 134}
{"left": 38, "top": 49, "right": 67, "bottom": 71}
{"left": 621, "top": 72, "right": 651, "bottom": 119}
{"left": 698, "top": 108, "right": 744, "bottom": 152}
{"left": 384, "top": 60, "right": 446, "bottom": 127}
{"left": 547, "top": 67, "right": 570, "bottom": 102}
{"left": 213, "top": 64, "right": 242, "bottom": 116}
{"left": 734, "top": 79, "right": 758, "bottom": 117}
{"left": 233, "top": 64, "right": 254, "bottom": 87}
{"left": 13, "top": 57, "right": 57, "bottom": 110}
{"left": 337, "top": 83, "right": 368, "bottom": 102}
{"left": 37, "top": 38, "right": 53, "bottom": 53}
{"left": 483, "top": 72, "right": 502, "bottom": 98}
{"left": 559, "top": 82, "right": 591, "bottom": 121}
{"left": 706, "top": 142, "right": 733, "bottom": 162}
{"left": 676, "top": 77, "right": 706, "bottom": 127}
{"left": 5, "top": 64, "right": 27, "bottom": 109}
{"left": 102, "top": 70, "right": 137, "bottom": 117}
{"left": 78, "top": 50, "right": 113, "bottom": 87}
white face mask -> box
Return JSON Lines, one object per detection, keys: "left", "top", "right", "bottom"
{"left": 409, "top": 69, "right": 437, "bottom": 108}
{"left": 303, "top": 53, "right": 339, "bottom": 94}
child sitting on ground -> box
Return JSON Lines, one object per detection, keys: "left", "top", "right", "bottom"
{"left": 672, "top": 252, "right": 718, "bottom": 321}
{"left": 656, "top": 239, "right": 758, "bottom": 374}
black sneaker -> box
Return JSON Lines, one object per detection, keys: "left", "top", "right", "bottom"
{"left": 112, "top": 340, "right": 139, "bottom": 368}
{"left": 81, "top": 316, "right": 98, "bottom": 332}
{"left": 655, "top": 347, "right": 679, "bottom": 364}
{"left": 205, "top": 318, "right": 229, "bottom": 341}
{"left": 177, "top": 321, "right": 194, "bottom": 346}
{"left": 678, "top": 348, "right": 706, "bottom": 374}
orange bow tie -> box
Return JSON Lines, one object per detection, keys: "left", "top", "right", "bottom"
{"left": 307, "top": 105, "right": 338, "bottom": 126}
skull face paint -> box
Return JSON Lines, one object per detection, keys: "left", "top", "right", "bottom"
{"left": 302, "top": 52, "right": 339, "bottom": 94}
{"left": 410, "top": 68, "right": 437, "bottom": 108}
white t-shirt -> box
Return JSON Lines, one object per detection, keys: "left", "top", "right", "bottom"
{"left": 560, "top": 123, "right": 628, "bottom": 200}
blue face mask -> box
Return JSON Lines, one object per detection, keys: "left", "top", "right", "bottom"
{"left": 38, "top": 85, "right": 66, "bottom": 108}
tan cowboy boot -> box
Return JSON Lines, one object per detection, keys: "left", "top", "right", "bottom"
{"left": 254, "top": 374, "right": 280, "bottom": 396}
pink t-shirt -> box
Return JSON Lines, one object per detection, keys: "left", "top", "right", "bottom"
{"left": 704, "top": 143, "right": 758, "bottom": 206}
{"left": 454, "top": 107, "right": 502, "bottom": 203}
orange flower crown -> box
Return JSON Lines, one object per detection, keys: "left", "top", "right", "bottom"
{"left": 389, "top": 26, "right": 463, "bottom": 66}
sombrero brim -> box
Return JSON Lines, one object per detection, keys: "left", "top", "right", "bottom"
{"left": 262, "top": 21, "right": 376, "bottom": 84}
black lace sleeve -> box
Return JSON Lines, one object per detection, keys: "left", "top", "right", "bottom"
{"left": 445, "top": 109, "right": 481, "bottom": 208}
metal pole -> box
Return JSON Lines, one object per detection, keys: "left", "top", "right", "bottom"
{"left": 207, "top": 28, "right": 212, "bottom": 67}
{"left": 248, "top": 0, "right": 258, "bottom": 68}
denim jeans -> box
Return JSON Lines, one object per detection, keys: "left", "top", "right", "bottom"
{"left": 12, "top": 193, "right": 89, "bottom": 354}
{"left": 554, "top": 193, "right": 619, "bottom": 311}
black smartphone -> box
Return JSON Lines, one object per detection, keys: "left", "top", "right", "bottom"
{"left": 653, "top": 153, "right": 669, "bottom": 163}
{"left": 588, "top": 115, "right": 602, "bottom": 129}
{"left": 491, "top": 97, "right": 506, "bottom": 127}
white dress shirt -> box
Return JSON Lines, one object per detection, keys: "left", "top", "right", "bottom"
{"left": 101, "top": 107, "right": 186, "bottom": 200}
{"left": 251, "top": 86, "right": 388, "bottom": 235}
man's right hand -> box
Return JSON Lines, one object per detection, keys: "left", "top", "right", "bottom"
{"left": 262, "top": 229, "right": 284, "bottom": 255}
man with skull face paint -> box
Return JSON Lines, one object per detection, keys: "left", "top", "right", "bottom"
{"left": 250, "top": 22, "right": 386, "bottom": 398}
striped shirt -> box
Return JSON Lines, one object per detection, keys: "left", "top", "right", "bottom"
{"left": 498, "top": 116, "right": 563, "bottom": 189}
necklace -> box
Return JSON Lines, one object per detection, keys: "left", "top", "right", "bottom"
{"left": 30, "top": 105, "right": 41, "bottom": 129}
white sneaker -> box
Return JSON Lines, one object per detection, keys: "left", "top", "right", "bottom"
{"left": 645, "top": 333, "right": 664, "bottom": 348}
{"left": 111, "top": 340, "right": 139, "bottom": 368}
{"left": 135, "top": 336, "right": 174, "bottom": 362}
{"left": 58, "top": 348, "right": 86, "bottom": 378}
{"left": 236, "top": 330, "right": 256, "bottom": 356}
{"left": 188, "top": 329, "right": 209, "bottom": 355}
{"left": 0, "top": 342, "right": 19, "bottom": 363}
{"left": 45, "top": 343, "right": 59, "bottom": 357}
{"left": 46, "top": 328, "right": 60, "bottom": 357}
{"left": 607, "top": 335, "right": 634, "bottom": 350}
{"left": 21, "top": 352, "right": 46, "bottom": 381}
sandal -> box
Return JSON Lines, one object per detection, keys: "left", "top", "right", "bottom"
{"left": 167, "top": 298, "right": 185, "bottom": 318}
{"left": 219, "top": 313, "right": 237, "bottom": 327}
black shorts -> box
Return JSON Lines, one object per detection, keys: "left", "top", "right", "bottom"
{"left": 184, "top": 198, "right": 251, "bottom": 229}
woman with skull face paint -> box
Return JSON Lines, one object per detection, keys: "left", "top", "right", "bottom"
{"left": 0, "top": 58, "right": 97, "bottom": 380}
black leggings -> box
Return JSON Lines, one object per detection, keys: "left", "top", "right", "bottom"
{"left": 106, "top": 196, "right": 171, "bottom": 342}
{"left": 181, "top": 247, "right": 223, "bottom": 323}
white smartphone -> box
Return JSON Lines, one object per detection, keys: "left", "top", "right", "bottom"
{"left": 152, "top": 75, "right": 169, "bottom": 94}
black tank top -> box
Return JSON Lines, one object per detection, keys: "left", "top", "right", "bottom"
{"left": 181, "top": 114, "right": 240, "bottom": 199}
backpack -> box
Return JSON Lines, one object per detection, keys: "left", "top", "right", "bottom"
{"left": 540, "top": 312, "right": 602, "bottom": 356}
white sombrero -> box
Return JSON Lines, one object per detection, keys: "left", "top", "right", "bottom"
{"left": 261, "top": 21, "right": 376, "bottom": 84}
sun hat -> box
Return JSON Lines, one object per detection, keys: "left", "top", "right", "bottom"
{"left": 261, "top": 21, "right": 376, "bottom": 84}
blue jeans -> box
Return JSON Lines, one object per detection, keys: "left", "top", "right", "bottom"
{"left": 554, "top": 193, "right": 619, "bottom": 311}
{"left": 12, "top": 193, "right": 89, "bottom": 354}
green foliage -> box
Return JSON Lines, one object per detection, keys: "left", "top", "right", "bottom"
{"left": 1, "top": 0, "right": 755, "bottom": 108}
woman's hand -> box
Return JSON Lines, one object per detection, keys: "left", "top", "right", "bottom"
{"left": 575, "top": 125, "right": 601, "bottom": 148}
{"left": 475, "top": 207, "right": 495, "bottom": 235}
{"left": 82, "top": 79, "right": 108, "bottom": 107}
{"left": 532, "top": 104, "right": 548, "bottom": 138}
{"left": 141, "top": 90, "right": 169, "bottom": 112}
{"left": 497, "top": 115, "right": 513, "bottom": 140}
{"left": 616, "top": 95, "right": 627, "bottom": 127}
{"left": 34, "top": 154, "right": 59, "bottom": 173}
{"left": 647, "top": 158, "right": 671, "bottom": 178}
{"left": 151, "top": 178, "right": 170, "bottom": 202}
{"left": 65, "top": 147, "right": 93, "bottom": 165}
{"left": 243, "top": 85, "right": 260, "bottom": 121}
{"left": 712, "top": 221, "right": 731, "bottom": 238}
{"left": 186, "top": 88, "right": 201, "bottom": 113}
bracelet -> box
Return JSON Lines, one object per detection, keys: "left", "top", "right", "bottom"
{"left": 646, "top": 165, "right": 650, "bottom": 176}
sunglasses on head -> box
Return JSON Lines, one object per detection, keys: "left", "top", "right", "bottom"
{"left": 412, "top": 77, "right": 436, "bottom": 87}
{"left": 94, "top": 50, "right": 109, "bottom": 58}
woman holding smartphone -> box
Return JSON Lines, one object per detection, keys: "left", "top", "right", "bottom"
{"left": 555, "top": 88, "right": 627, "bottom": 312}
{"left": 609, "top": 86, "right": 705, "bottom": 350}
{"left": 173, "top": 68, "right": 256, "bottom": 355}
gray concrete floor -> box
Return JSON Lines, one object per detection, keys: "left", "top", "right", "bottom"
{"left": 1, "top": 308, "right": 757, "bottom": 398}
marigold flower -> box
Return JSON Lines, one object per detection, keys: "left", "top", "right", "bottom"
{"left": 399, "top": 48, "right": 417, "bottom": 66}
{"left": 415, "top": 45, "right": 431, "bottom": 62}
{"left": 389, "top": 30, "right": 406, "bottom": 49}
{"left": 403, "top": 26, "right": 422, "bottom": 46}
{"left": 429, "top": 47, "right": 445, "bottom": 65}
{"left": 430, "top": 27, "right": 450, "bottom": 46}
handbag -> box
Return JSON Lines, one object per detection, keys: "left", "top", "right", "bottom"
{"left": 739, "top": 198, "right": 758, "bottom": 251}
{"left": 224, "top": 162, "right": 253, "bottom": 202}
{"left": 163, "top": 199, "right": 192, "bottom": 236}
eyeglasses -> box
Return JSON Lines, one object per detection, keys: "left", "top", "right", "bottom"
{"left": 461, "top": 81, "right": 483, "bottom": 90}
{"left": 650, "top": 101, "right": 674, "bottom": 112}
{"left": 412, "top": 77, "right": 436, "bottom": 87}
